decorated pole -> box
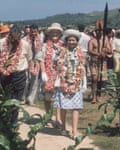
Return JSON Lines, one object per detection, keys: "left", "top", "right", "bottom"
{"left": 102, "top": 2, "right": 108, "bottom": 48}
{"left": 99, "top": 2, "right": 108, "bottom": 95}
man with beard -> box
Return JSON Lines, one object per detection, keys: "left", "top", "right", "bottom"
{"left": 88, "top": 20, "right": 111, "bottom": 104}
{"left": 0, "top": 25, "right": 32, "bottom": 123}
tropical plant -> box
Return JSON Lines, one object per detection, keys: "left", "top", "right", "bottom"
{"left": 0, "top": 84, "right": 53, "bottom": 150}
{"left": 63, "top": 69, "right": 120, "bottom": 150}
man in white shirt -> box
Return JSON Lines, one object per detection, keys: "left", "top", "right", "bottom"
{"left": 0, "top": 25, "right": 32, "bottom": 123}
{"left": 22, "top": 24, "right": 44, "bottom": 105}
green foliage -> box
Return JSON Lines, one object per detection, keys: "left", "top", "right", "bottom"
{"left": 0, "top": 135, "right": 9, "bottom": 150}
{"left": 92, "top": 136, "right": 120, "bottom": 150}
{"left": 64, "top": 70, "right": 120, "bottom": 150}
{"left": 4, "top": 8, "right": 120, "bottom": 29}
{"left": 0, "top": 86, "right": 53, "bottom": 150}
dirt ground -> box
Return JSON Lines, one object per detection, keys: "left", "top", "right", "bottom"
{"left": 19, "top": 105, "right": 101, "bottom": 150}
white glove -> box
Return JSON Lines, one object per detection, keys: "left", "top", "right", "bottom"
{"left": 82, "top": 76, "right": 87, "bottom": 92}
{"left": 41, "top": 72, "right": 48, "bottom": 82}
{"left": 54, "top": 75, "right": 61, "bottom": 87}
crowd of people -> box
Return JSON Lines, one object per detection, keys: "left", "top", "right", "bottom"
{"left": 0, "top": 20, "right": 120, "bottom": 139}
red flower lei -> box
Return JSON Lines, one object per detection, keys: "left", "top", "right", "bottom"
{"left": 26, "top": 34, "right": 41, "bottom": 51}
{"left": 0, "top": 36, "right": 22, "bottom": 76}
{"left": 45, "top": 40, "right": 63, "bottom": 91}
{"left": 57, "top": 46, "right": 85, "bottom": 95}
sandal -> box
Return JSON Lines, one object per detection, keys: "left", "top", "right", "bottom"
{"left": 69, "top": 131, "right": 82, "bottom": 140}
{"left": 68, "top": 132, "right": 77, "bottom": 140}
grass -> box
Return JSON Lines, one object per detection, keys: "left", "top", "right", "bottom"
{"left": 34, "top": 88, "right": 120, "bottom": 150}
{"left": 91, "top": 136, "right": 120, "bottom": 150}
{"left": 79, "top": 90, "right": 120, "bottom": 150}
{"left": 78, "top": 100, "right": 120, "bottom": 150}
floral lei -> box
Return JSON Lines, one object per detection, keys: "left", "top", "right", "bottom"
{"left": 57, "top": 46, "right": 85, "bottom": 95}
{"left": 45, "top": 40, "right": 63, "bottom": 91}
{"left": 0, "top": 36, "right": 22, "bottom": 76}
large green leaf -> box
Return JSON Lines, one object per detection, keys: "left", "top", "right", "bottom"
{"left": 66, "top": 145, "right": 75, "bottom": 150}
{"left": 97, "top": 113, "right": 115, "bottom": 126}
{"left": 2, "top": 99, "right": 20, "bottom": 107}
{"left": 19, "top": 107, "right": 31, "bottom": 122}
{"left": 86, "top": 124, "right": 96, "bottom": 135}
{"left": 0, "top": 135, "right": 10, "bottom": 150}
{"left": 74, "top": 135, "right": 85, "bottom": 146}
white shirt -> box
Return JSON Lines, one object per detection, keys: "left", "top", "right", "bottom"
{"left": 112, "top": 37, "right": 120, "bottom": 57}
{"left": 0, "top": 38, "right": 32, "bottom": 71}
{"left": 78, "top": 32, "right": 90, "bottom": 53}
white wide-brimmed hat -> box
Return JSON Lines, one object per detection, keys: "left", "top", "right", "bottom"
{"left": 47, "top": 22, "right": 63, "bottom": 34}
{"left": 64, "top": 29, "right": 81, "bottom": 39}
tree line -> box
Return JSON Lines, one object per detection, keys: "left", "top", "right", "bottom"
{"left": 4, "top": 8, "right": 120, "bottom": 29}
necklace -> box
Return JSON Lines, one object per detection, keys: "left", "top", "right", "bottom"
{"left": 58, "top": 46, "right": 85, "bottom": 95}
{"left": 0, "top": 36, "right": 22, "bottom": 75}
{"left": 45, "top": 40, "right": 63, "bottom": 91}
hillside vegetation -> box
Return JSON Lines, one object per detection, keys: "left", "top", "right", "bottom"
{"left": 5, "top": 8, "right": 120, "bottom": 29}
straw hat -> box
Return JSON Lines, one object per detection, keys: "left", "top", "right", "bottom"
{"left": 0, "top": 25, "right": 10, "bottom": 34}
{"left": 47, "top": 22, "right": 63, "bottom": 34}
{"left": 64, "top": 29, "right": 81, "bottom": 39}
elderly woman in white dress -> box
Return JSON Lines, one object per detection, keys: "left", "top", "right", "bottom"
{"left": 36, "top": 23, "right": 64, "bottom": 127}
{"left": 54, "top": 29, "right": 87, "bottom": 139}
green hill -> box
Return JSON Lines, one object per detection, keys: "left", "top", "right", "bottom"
{"left": 5, "top": 8, "right": 120, "bottom": 29}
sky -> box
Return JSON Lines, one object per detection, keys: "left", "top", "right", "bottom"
{"left": 0, "top": 0, "right": 120, "bottom": 21}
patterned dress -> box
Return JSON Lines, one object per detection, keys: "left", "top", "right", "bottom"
{"left": 54, "top": 87, "right": 84, "bottom": 109}
{"left": 54, "top": 46, "right": 85, "bottom": 110}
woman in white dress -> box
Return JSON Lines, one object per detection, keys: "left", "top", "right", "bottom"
{"left": 54, "top": 29, "right": 87, "bottom": 139}
{"left": 36, "top": 23, "right": 64, "bottom": 127}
